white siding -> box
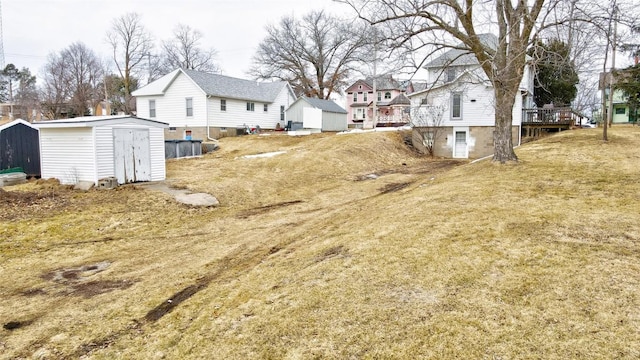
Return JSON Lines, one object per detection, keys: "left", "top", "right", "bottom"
{"left": 136, "top": 72, "right": 207, "bottom": 128}
{"left": 39, "top": 128, "right": 96, "bottom": 185}
{"left": 95, "top": 127, "right": 115, "bottom": 180}
{"left": 207, "top": 86, "right": 295, "bottom": 130}
{"left": 285, "top": 99, "right": 312, "bottom": 123}
{"left": 148, "top": 127, "right": 166, "bottom": 181}
{"left": 39, "top": 119, "right": 166, "bottom": 185}
{"left": 322, "top": 112, "right": 348, "bottom": 131}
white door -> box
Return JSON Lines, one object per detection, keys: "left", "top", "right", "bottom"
{"left": 453, "top": 131, "right": 468, "bottom": 158}
{"left": 113, "top": 128, "right": 151, "bottom": 184}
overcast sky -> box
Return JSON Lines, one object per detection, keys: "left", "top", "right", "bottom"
{"left": 3, "top": 0, "right": 352, "bottom": 80}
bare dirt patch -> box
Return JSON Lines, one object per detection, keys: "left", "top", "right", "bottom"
{"left": 236, "top": 200, "right": 304, "bottom": 218}
{"left": 314, "top": 245, "right": 349, "bottom": 263}
{"left": 0, "top": 187, "right": 71, "bottom": 221}
{"left": 39, "top": 261, "right": 136, "bottom": 298}
{"left": 378, "top": 182, "right": 413, "bottom": 194}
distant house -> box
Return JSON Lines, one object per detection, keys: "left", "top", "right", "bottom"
{"left": 599, "top": 72, "right": 637, "bottom": 124}
{"left": 285, "top": 96, "right": 348, "bottom": 132}
{"left": 345, "top": 76, "right": 412, "bottom": 129}
{"left": 132, "top": 69, "right": 296, "bottom": 140}
{"left": 0, "top": 119, "right": 41, "bottom": 177}
{"left": 407, "top": 34, "right": 534, "bottom": 159}
{"left": 35, "top": 115, "right": 168, "bottom": 185}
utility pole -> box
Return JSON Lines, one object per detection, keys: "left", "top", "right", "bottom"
{"left": 0, "top": 0, "right": 5, "bottom": 69}
{"left": 606, "top": 4, "right": 618, "bottom": 137}
{"left": 372, "top": 28, "right": 377, "bottom": 130}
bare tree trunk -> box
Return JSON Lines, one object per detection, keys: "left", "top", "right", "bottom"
{"left": 493, "top": 90, "right": 518, "bottom": 163}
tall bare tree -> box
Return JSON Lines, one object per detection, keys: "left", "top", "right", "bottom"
{"left": 40, "top": 53, "right": 72, "bottom": 119}
{"left": 106, "top": 12, "right": 153, "bottom": 114}
{"left": 62, "top": 42, "right": 104, "bottom": 116}
{"left": 341, "top": 0, "right": 554, "bottom": 163}
{"left": 250, "top": 10, "right": 371, "bottom": 99}
{"left": 159, "top": 24, "right": 220, "bottom": 74}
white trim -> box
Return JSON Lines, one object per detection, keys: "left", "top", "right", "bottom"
{"left": 34, "top": 116, "right": 168, "bottom": 128}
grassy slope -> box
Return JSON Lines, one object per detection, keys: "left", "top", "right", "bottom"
{"left": 1, "top": 128, "right": 640, "bottom": 359}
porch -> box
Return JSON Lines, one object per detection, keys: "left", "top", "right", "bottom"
{"left": 376, "top": 114, "right": 411, "bottom": 127}
{"left": 521, "top": 107, "right": 586, "bottom": 138}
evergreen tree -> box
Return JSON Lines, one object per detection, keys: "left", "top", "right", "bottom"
{"left": 529, "top": 39, "right": 579, "bottom": 107}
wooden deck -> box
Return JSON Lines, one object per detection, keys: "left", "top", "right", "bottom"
{"left": 521, "top": 107, "right": 585, "bottom": 138}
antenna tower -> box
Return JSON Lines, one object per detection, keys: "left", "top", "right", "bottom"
{"left": 0, "top": 0, "right": 4, "bottom": 69}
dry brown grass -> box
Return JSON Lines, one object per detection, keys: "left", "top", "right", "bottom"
{"left": 1, "top": 127, "right": 640, "bottom": 359}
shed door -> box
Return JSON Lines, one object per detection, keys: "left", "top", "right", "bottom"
{"left": 453, "top": 131, "right": 468, "bottom": 158}
{"left": 113, "top": 128, "right": 151, "bottom": 184}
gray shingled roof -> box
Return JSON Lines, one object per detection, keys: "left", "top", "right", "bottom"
{"left": 363, "top": 75, "right": 402, "bottom": 91}
{"left": 182, "top": 69, "right": 289, "bottom": 103}
{"left": 303, "top": 97, "right": 347, "bottom": 114}
{"left": 388, "top": 93, "right": 411, "bottom": 106}
{"left": 424, "top": 34, "right": 498, "bottom": 68}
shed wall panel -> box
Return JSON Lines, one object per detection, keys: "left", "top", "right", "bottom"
{"left": 0, "top": 123, "right": 41, "bottom": 176}
{"left": 322, "top": 112, "right": 348, "bottom": 131}
{"left": 39, "top": 128, "right": 96, "bottom": 184}
{"left": 149, "top": 127, "right": 166, "bottom": 181}
{"left": 95, "top": 127, "right": 115, "bottom": 180}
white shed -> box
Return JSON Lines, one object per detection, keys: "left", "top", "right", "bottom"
{"left": 285, "top": 97, "right": 348, "bottom": 132}
{"left": 35, "top": 115, "right": 168, "bottom": 185}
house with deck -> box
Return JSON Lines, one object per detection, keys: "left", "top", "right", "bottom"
{"left": 407, "top": 34, "right": 536, "bottom": 159}
{"left": 132, "top": 69, "right": 296, "bottom": 140}
{"left": 345, "top": 76, "right": 412, "bottom": 129}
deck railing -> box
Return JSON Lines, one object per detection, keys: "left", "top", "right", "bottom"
{"left": 376, "top": 114, "right": 411, "bottom": 125}
{"left": 522, "top": 107, "right": 584, "bottom": 125}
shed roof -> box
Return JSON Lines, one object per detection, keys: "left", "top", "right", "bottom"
{"left": 132, "top": 68, "right": 292, "bottom": 103}
{"left": 0, "top": 118, "right": 37, "bottom": 132}
{"left": 33, "top": 115, "right": 169, "bottom": 129}
{"left": 299, "top": 97, "right": 347, "bottom": 114}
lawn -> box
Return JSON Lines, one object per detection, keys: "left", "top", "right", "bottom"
{"left": 1, "top": 127, "right": 639, "bottom": 359}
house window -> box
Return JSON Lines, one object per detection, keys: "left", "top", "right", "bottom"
{"left": 280, "top": 105, "right": 285, "bottom": 121}
{"left": 186, "top": 98, "right": 193, "bottom": 117}
{"left": 378, "top": 92, "right": 382, "bottom": 101}
{"left": 169, "top": 127, "right": 176, "bottom": 132}
{"left": 384, "top": 92, "right": 391, "bottom": 100}
{"left": 364, "top": 92, "right": 368, "bottom": 102}
{"left": 356, "top": 108, "right": 365, "bottom": 119}
{"left": 220, "top": 99, "right": 226, "bottom": 111}
{"left": 149, "top": 100, "right": 156, "bottom": 118}
{"left": 451, "top": 92, "right": 462, "bottom": 119}
{"left": 615, "top": 107, "right": 626, "bottom": 115}
{"left": 247, "top": 102, "right": 255, "bottom": 111}
{"left": 446, "top": 68, "right": 456, "bottom": 82}
{"left": 264, "top": 104, "right": 268, "bottom": 112}
{"left": 353, "top": 92, "right": 357, "bottom": 102}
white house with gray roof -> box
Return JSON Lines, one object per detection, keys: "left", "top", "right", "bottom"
{"left": 285, "top": 96, "right": 348, "bottom": 132}
{"left": 132, "top": 68, "right": 296, "bottom": 140}
{"left": 407, "top": 34, "right": 534, "bottom": 159}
